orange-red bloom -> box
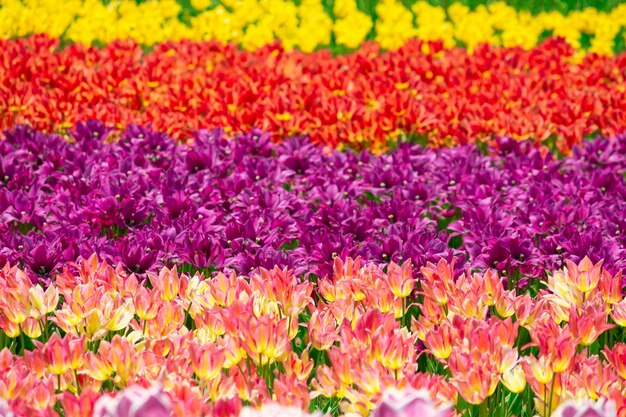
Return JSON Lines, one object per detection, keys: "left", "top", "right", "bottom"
{"left": 3, "top": 35, "right": 626, "bottom": 153}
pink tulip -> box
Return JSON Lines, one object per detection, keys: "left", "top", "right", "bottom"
{"left": 0, "top": 398, "right": 14, "bottom": 417}
{"left": 93, "top": 385, "right": 171, "bottom": 417}
{"left": 372, "top": 388, "right": 453, "bottom": 417}
{"left": 239, "top": 404, "right": 324, "bottom": 417}
{"left": 553, "top": 399, "right": 616, "bottom": 417}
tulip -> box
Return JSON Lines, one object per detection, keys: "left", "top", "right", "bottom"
{"left": 92, "top": 385, "right": 171, "bottom": 417}
{"left": 0, "top": 398, "right": 14, "bottom": 417}
{"left": 501, "top": 364, "right": 526, "bottom": 394}
{"left": 372, "top": 388, "right": 453, "bottom": 417}
{"left": 603, "top": 344, "right": 626, "bottom": 380}
{"left": 239, "top": 403, "right": 324, "bottom": 417}
{"left": 552, "top": 398, "right": 616, "bottom": 417}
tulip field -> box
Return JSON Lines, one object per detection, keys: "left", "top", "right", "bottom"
{"left": 3, "top": 1, "right": 626, "bottom": 417}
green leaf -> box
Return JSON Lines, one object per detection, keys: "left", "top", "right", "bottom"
{"left": 280, "top": 238, "right": 300, "bottom": 250}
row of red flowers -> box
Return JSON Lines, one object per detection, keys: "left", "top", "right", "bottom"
{"left": 3, "top": 35, "right": 626, "bottom": 153}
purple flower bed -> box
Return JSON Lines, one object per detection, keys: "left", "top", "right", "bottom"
{"left": 2, "top": 121, "right": 626, "bottom": 284}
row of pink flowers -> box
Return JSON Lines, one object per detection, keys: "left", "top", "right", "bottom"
{"left": 0, "top": 255, "right": 624, "bottom": 416}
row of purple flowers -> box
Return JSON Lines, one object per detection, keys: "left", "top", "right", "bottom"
{"left": 2, "top": 121, "right": 626, "bottom": 284}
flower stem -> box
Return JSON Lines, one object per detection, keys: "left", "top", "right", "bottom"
{"left": 543, "top": 383, "right": 547, "bottom": 417}
{"left": 19, "top": 326, "right": 25, "bottom": 355}
{"left": 74, "top": 369, "right": 81, "bottom": 395}
{"left": 479, "top": 399, "right": 488, "bottom": 417}
{"left": 547, "top": 374, "right": 557, "bottom": 417}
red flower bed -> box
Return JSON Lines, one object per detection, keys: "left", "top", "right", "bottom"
{"left": 3, "top": 35, "right": 625, "bottom": 153}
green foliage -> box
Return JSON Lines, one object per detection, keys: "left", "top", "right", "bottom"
{"left": 280, "top": 238, "right": 301, "bottom": 250}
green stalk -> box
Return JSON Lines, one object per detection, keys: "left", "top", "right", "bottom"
{"left": 74, "top": 369, "right": 82, "bottom": 395}
{"left": 495, "top": 385, "right": 502, "bottom": 417}
{"left": 523, "top": 386, "right": 535, "bottom": 416}
{"left": 18, "top": 326, "right": 25, "bottom": 355}
{"left": 479, "top": 399, "right": 489, "bottom": 417}
{"left": 543, "top": 383, "right": 548, "bottom": 417}
{"left": 547, "top": 374, "right": 557, "bottom": 417}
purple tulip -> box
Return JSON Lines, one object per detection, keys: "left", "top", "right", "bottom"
{"left": 372, "top": 388, "right": 453, "bottom": 417}
{"left": 0, "top": 398, "right": 14, "bottom": 417}
{"left": 552, "top": 398, "right": 617, "bottom": 417}
{"left": 239, "top": 404, "right": 324, "bottom": 417}
{"left": 3, "top": 121, "right": 626, "bottom": 287}
{"left": 92, "top": 385, "right": 171, "bottom": 417}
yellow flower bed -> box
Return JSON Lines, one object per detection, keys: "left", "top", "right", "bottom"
{"left": 1, "top": 0, "right": 626, "bottom": 54}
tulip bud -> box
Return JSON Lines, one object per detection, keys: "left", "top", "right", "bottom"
{"left": 501, "top": 364, "right": 526, "bottom": 394}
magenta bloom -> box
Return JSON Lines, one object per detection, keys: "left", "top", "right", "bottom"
{"left": 553, "top": 399, "right": 617, "bottom": 417}
{"left": 92, "top": 385, "right": 171, "bottom": 417}
{"left": 372, "top": 388, "right": 453, "bottom": 417}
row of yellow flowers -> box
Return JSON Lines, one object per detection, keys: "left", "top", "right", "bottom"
{"left": 2, "top": 0, "right": 626, "bottom": 53}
